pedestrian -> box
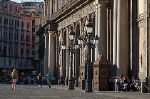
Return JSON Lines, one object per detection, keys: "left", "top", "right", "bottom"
{"left": 46, "top": 73, "right": 52, "bottom": 88}
{"left": 60, "top": 75, "right": 65, "bottom": 87}
{"left": 37, "top": 73, "right": 43, "bottom": 87}
{"left": 11, "top": 69, "right": 18, "bottom": 90}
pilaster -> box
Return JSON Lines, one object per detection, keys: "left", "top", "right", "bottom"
{"left": 43, "top": 33, "right": 49, "bottom": 76}
{"left": 94, "top": 0, "right": 109, "bottom": 60}
{"left": 48, "top": 30, "right": 56, "bottom": 76}
{"left": 116, "top": 0, "right": 129, "bottom": 77}
{"left": 113, "top": 0, "right": 118, "bottom": 65}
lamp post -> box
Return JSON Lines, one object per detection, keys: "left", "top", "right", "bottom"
{"left": 78, "top": 15, "right": 99, "bottom": 92}
{"left": 61, "top": 27, "right": 79, "bottom": 90}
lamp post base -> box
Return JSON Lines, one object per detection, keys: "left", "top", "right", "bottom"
{"left": 85, "top": 80, "right": 93, "bottom": 93}
{"left": 68, "top": 79, "right": 74, "bottom": 90}
{"left": 85, "top": 88, "right": 93, "bottom": 93}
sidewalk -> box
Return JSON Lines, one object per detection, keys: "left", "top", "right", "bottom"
{"left": 51, "top": 85, "right": 150, "bottom": 99}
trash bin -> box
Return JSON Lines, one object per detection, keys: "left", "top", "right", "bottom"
{"left": 81, "top": 79, "right": 85, "bottom": 90}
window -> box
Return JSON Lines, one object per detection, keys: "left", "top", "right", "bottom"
{"left": 4, "top": 29, "right": 8, "bottom": 41}
{"left": 10, "top": 4, "right": 12, "bottom": 11}
{"left": 9, "top": 19, "right": 11, "bottom": 27}
{"left": 3, "top": 46, "right": 6, "bottom": 56}
{"left": 32, "top": 36, "right": 35, "bottom": 43}
{"left": 16, "top": 6, "right": 18, "bottom": 13}
{"left": 26, "top": 60, "right": 28, "bottom": 67}
{"left": 32, "top": 28, "right": 35, "bottom": 32}
{"left": 0, "top": 45, "right": 2, "bottom": 55}
{"left": 15, "top": 33, "right": 18, "bottom": 42}
{"left": 21, "top": 35, "right": 24, "bottom": 41}
{"left": 27, "top": 49, "right": 29, "bottom": 57}
{"left": 4, "top": 18, "right": 8, "bottom": 25}
{"left": 9, "top": 59, "right": 11, "bottom": 65}
{"left": 21, "top": 48, "right": 24, "bottom": 57}
{"left": 27, "top": 22, "right": 30, "bottom": 31}
{"left": 0, "top": 17, "right": 2, "bottom": 24}
{"left": 32, "top": 19, "right": 35, "bottom": 26}
{"left": 9, "top": 47, "right": 13, "bottom": 56}
{"left": 26, "top": 36, "right": 30, "bottom": 43}
{"left": 15, "top": 20, "right": 19, "bottom": 29}
{"left": 22, "top": 22, "right": 24, "bottom": 29}
{"left": 14, "top": 46, "right": 18, "bottom": 56}
{"left": 11, "top": 20, "right": 14, "bottom": 26}
{"left": 9, "top": 32, "right": 13, "bottom": 42}
{"left": 0, "top": 30, "right": 2, "bottom": 40}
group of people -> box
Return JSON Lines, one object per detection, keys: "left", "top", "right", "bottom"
{"left": 37, "top": 72, "right": 53, "bottom": 88}
{"left": 119, "top": 74, "right": 141, "bottom": 91}
{"left": 10, "top": 69, "right": 54, "bottom": 89}
{"left": 10, "top": 68, "right": 65, "bottom": 90}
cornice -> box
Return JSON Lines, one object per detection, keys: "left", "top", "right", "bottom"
{"left": 50, "top": 0, "right": 93, "bottom": 22}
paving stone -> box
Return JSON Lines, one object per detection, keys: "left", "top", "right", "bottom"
{"left": 0, "top": 84, "right": 149, "bottom": 99}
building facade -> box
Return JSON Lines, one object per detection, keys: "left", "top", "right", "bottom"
{"left": 38, "top": 0, "right": 150, "bottom": 92}
{"left": 0, "top": 0, "right": 33, "bottom": 76}
{"left": 21, "top": 1, "right": 44, "bottom": 74}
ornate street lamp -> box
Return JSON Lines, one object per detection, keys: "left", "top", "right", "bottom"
{"left": 61, "top": 27, "right": 79, "bottom": 90}
{"left": 78, "top": 15, "right": 99, "bottom": 92}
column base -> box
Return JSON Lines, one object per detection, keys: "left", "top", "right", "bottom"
{"left": 75, "top": 78, "right": 79, "bottom": 87}
{"left": 85, "top": 80, "right": 93, "bottom": 92}
{"left": 68, "top": 79, "right": 74, "bottom": 90}
{"left": 85, "top": 88, "right": 93, "bottom": 93}
{"left": 65, "top": 77, "right": 68, "bottom": 86}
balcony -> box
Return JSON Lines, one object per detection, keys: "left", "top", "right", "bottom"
{"left": 10, "top": 25, "right": 14, "bottom": 29}
{"left": 21, "top": 40, "right": 26, "bottom": 44}
{"left": 15, "top": 27, "right": 20, "bottom": 30}
{"left": 27, "top": 28, "right": 30, "bottom": 32}
{"left": 21, "top": 27, "right": 26, "bottom": 31}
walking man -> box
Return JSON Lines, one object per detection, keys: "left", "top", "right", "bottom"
{"left": 46, "top": 73, "right": 52, "bottom": 88}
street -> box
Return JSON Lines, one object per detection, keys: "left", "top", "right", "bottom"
{"left": 0, "top": 84, "right": 150, "bottom": 99}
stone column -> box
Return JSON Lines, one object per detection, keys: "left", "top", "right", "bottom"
{"left": 111, "top": 0, "right": 118, "bottom": 91}
{"left": 113, "top": 0, "right": 118, "bottom": 65}
{"left": 94, "top": 3, "right": 99, "bottom": 60}
{"left": 48, "top": 31, "right": 56, "bottom": 76}
{"left": 116, "top": 0, "right": 128, "bottom": 76}
{"left": 95, "top": 0, "right": 108, "bottom": 59}
{"left": 43, "top": 33, "right": 49, "bottom": 76}
{"left": 65, "top": 27, "right": 69, "bottom": 85}
{"left": 59, "top": 32, "right": 63, "bottom": 77}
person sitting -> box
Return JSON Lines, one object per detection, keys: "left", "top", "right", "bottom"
{"left": 119, "top": 74, "right": 124, "bottom": 91}
{"left": 130, "top": 76, "right": 137, "bottom": 91}
{"left": 123, "top": 77, "right": 128, "bottom": 91}
{"left": 134, "top": 77, "right": 141, "bottom": 92}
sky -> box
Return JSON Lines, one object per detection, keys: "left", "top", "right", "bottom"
{"left": 12, "top": 0, "right": 44, "bottom": 3}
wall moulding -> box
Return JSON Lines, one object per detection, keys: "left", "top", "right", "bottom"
{"left": 57, "top": 2, "right": 95, "bottom": 30}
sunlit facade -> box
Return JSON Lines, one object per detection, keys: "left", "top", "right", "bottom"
{"left": 38, "top": 0, "right": 150, "bottom": 92}
{"left": 0, "top": 0, "right": 33, "bottom": 75}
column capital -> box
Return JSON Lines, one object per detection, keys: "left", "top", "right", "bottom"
{"left": 44, "top": 33, "right": 49, "bottom": 37}
{"left": 48, "top": 30, "right": 56, "bottom": 35}
{"left": 94, "top": 0, "right": 109, "bottom": 8}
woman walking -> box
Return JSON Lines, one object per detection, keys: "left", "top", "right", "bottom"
{"left": 11, "top": 69, "right": 18, "bottom": 90}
